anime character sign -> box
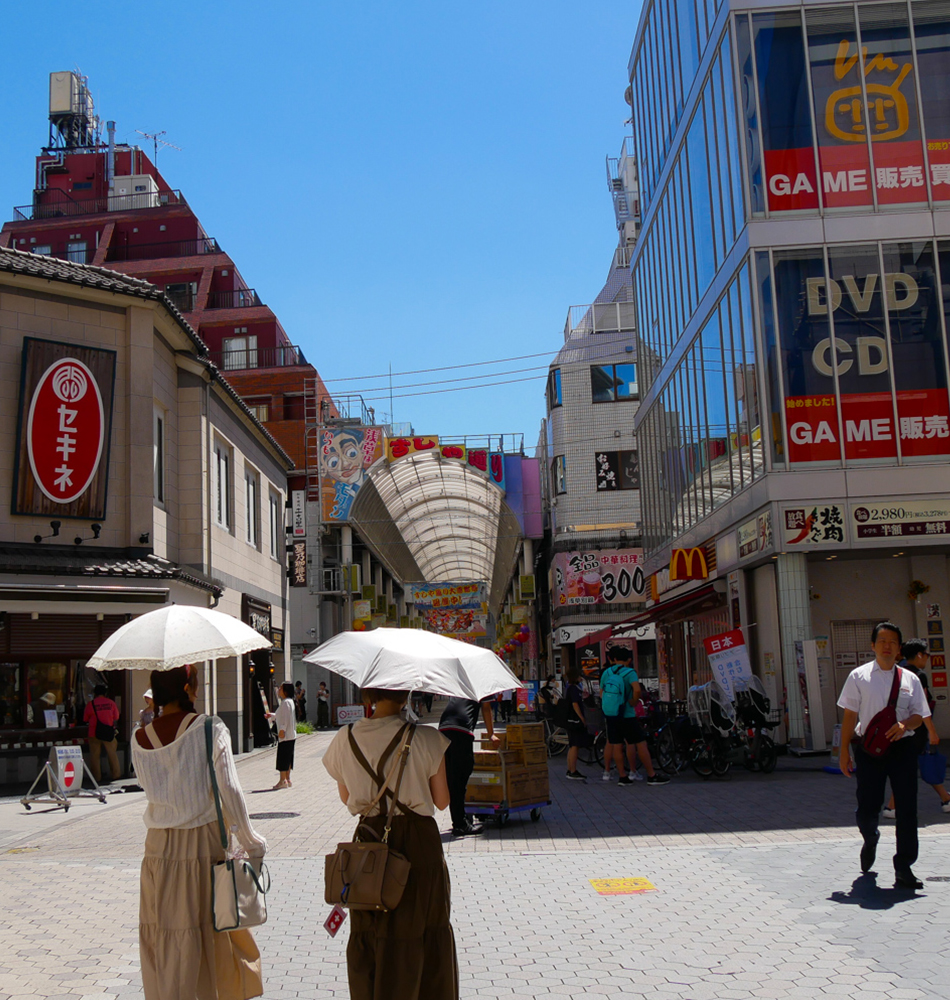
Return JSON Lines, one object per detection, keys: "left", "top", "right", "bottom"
{"left": 320, "top": 426, "right": 383, "bottom": 521}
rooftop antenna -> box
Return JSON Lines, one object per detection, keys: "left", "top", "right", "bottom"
{"left": 134, "top": 129, "right": 182, "bottom": 167}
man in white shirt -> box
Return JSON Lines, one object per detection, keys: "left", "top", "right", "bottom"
{"left": 838, "top": 621, "right": 930, "bottom": 889}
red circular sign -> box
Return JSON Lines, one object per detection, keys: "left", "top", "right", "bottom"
{"left": 27, "top": 358, "right": 104, "bottom": 504}
{"left": 63, "top": 760, "right": 76, "bottom": 788}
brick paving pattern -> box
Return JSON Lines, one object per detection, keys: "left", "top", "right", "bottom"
{"left": 2, "top": 726, "right": 949, "bottom": 998}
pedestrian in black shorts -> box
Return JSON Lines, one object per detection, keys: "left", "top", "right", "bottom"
{"left": 564, "top": 665, "right": 589, "bottom": 781}
{"left": 270, "top": 681, "right": 297, "bottom": 789}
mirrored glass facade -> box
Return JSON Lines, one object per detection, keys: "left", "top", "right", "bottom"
{"left": 630, "top": 0, "right": 950, "bottom": 559}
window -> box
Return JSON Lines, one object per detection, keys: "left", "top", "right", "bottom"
{"left": 66, "top": 241, "right": 88, "bottom": 263}
{"left": 222, "top": 329, "right": 257, "bottom": 370}
{"left": 552, "top": 455, "right": 567, "bottom": 495}
{"left": 247, "top": 403, "right": 269, "bottom": 423}
{"left": 153, "top": 406, "right": 165, "bottom": 503}
{"left": 32, "top": 245, "right": 51, "bottom": 256}
{"left": 591, "top": 363, "right": 638, "bottom": 402}
{"left": 165, "top": 282, "right": 197, "bottom": 312}
{"left": 546, "top": 368, "right": 562, "bottom": 410}
{"left": 245, "top": 468, "right": 260, "bottom": 547}
{"left": 269, "top": 491, "right": 282, "bottom": 559}
{"left": 595, "top": 450, "right": 639, "bottom": 490}
{"left": 214, "top": 441, "right": 231, "bottom": 529}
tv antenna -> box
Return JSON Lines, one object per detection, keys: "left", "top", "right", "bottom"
{"left": 134, "top": 129, "right": 182, "bottom": 167}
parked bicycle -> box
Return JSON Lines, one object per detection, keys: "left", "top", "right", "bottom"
{"left": 543, "top": 713, "right": 605, "bottom": 767}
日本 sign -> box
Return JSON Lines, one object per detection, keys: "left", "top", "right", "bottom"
{"left": 702, "top": 629, "right": 753, "bottom": 698}
{"left": 28, "top": 358, "right": 104, "bottom": 503}
{"left": 14, "top": 339, "right": 116, "bottom": 518}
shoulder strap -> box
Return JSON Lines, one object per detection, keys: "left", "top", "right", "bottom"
{"left": 174, "top": 712, "right": 197, "bottom": 740}
{"left": 92, "top": 700, "right": 101, "bottom": 724}
{"left": 347, "top": 723, "right": 407, "bottom": 787}
{"left": 144, "top": 721, "right": 161, "bottom": 748}
{"left": 888, "top": 667, "right": 902, "bottom": 707}
{"left": 205, "top": 716, "right": 228, "bottom": 851}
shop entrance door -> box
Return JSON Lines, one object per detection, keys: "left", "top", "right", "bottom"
{"left": 830, "top": 619, "right": 881, "bottom": 711}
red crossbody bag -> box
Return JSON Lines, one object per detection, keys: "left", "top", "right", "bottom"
{"left": 861, "top": 667, "right": 902, "bottom": 758}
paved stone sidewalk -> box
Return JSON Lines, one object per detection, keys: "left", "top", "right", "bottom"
{"left": 2, "top": 729, "right": 949, "bottom": 999}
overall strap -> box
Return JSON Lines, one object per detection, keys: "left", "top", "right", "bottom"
{"left": 144, "top": 722, "right": 162, "bottom": 748}
{"left": 174, "top": 712, "right": 198, "bottom": 740}
{"left": 347, "top": 723, "right": 407, "bottom": 787}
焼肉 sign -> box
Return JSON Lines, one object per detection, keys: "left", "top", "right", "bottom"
{"left": 13, "top": 339, "right": 116, "bottom": 518}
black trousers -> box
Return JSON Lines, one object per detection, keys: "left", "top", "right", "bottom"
{"left": 317, "top": 701, "right": 329, "bottom": 728}
{"left": 443, "top": 730, "right": 475, "bottom": 829}
{"left": 854, "top": 737, "right": 919, "bottom": 872}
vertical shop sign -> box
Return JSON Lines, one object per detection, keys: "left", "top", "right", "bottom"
{"left": 290, "top": 541, "right": 307, "bottom": 587}
{"left": 13, "top": 338, "right": 116, "bottom": 518}
{"left": 291, "top": 490, "right": 306, "bottom": 537}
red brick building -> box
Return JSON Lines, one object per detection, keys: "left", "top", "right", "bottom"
{"left": 0, "top": 72, "right": 332, "bottom": 488}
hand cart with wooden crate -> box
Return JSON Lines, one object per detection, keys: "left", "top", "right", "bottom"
{"left": 464, "top": 721, "right": 550, "bottom": 827}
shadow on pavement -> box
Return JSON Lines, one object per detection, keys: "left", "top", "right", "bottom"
{"left": 829, "top": 873, "right": 922, "bottom": 909}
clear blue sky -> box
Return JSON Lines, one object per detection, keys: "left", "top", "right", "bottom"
{"left": 1, "top": 1, "right": 642, "bottom": 449}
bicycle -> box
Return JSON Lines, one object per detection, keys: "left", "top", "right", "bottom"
{"left": 543, "top": 715, "right": 605, "bottom": 766}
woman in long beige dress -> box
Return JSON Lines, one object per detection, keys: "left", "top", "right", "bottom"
{"left": 131, "top": 664, "right": 266, "bottom": 1000}
{"left": 323, "top": 687, "right": 458, "bottom": 1000}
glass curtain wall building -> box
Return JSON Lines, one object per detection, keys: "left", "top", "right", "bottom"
{"left": 629, "top": 0, "right": 950, "bottom": 744}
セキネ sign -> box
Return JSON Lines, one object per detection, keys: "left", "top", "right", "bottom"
{"left": 13, "top": 339, "right": 116, "bottom": 519}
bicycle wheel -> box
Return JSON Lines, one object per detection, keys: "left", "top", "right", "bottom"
{"left": 690, "top": 740, "right": 714, "bottom": 778}
{"left": 593, "top": 730, "right": 606, "bottom": 766}
{"left": 655, "top": 727, "right": 682, "bottom": 776}
{"left": 711, "top": 748, "right": 732, "bottom": 777}
{"left": 758, "top": 735, "right": 778, "bottom": 774}
{"left": 547, "top": 728, "right": 568, "bottom": 757}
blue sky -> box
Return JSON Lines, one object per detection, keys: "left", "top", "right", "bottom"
{"left": 1, "top": 1, "right": 641, "bottom": 448}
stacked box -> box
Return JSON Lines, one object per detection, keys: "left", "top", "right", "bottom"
{"left": 505, "top": 722, "right": 545, "bottom": 747}
{"left": 465, "top": 762, "right": 550, "bottom": 807}
{"left": 480, "top": 732, "right": 507, "bottom": 750}
{"left": 472, "top": 749, "right": 520, "bottom": 770}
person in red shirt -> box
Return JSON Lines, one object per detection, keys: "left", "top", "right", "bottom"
{"left": 84, "top": 684, "right": 121, "bottom": 784}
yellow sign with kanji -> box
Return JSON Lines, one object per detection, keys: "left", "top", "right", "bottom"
{"left": 589, "top": 877, "right": 656, "bottom": 896}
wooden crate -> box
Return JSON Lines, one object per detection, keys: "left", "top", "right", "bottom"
{"left": 480, "top": 733, "right": 507, "bottom": 750}
{"left": 505, "top": 722, "right": 545, "bottom": 747}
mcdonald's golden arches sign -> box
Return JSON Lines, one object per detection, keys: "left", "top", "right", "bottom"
{"left": 669, "top": 548, "right": 708, "bottom": 582}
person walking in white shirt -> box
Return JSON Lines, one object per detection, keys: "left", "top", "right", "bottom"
{"left": 271, "top": 682, "right": 297, "bottom": 790}
{"left": 837, "top": 621, "right": 930, "bottom": 889}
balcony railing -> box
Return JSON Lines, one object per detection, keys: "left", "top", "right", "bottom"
{"left": 107, "top": 237, "right": 220, "bottom": 262}
{"left": 207, "top": 288, "right": 262, "bottom": 309}
{"left": 13, "top": 188, "right": 188, "bottom": 221}
{"left": 210, "top": 345, "right": 309, "bottom": 371}
{"left": 564, "top": 301, "right": 637, "bottom": 341}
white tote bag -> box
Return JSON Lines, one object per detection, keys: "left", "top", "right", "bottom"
{"left": 205, "top": 717, "right": 270, "bottom": 931}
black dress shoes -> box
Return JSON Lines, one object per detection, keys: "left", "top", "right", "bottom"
{"left": 860, "top": 831, "right": 880, "bottom": 873}
{"left": 894, "top": 869, "right": 924, "bottom": 890}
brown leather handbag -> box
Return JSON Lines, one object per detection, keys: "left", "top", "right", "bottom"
{"left": 325, "top": 723, "right": 416, "bottom": 911}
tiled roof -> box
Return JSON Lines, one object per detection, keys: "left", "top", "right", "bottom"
{"left": 0, "top": 246, "right": 206, "bottom": 353}
{"left": 0, "top": 247, "right": 294, "bottom": 469}
{"left": 0, "top": 547, "right": 224, "bottom": 596}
